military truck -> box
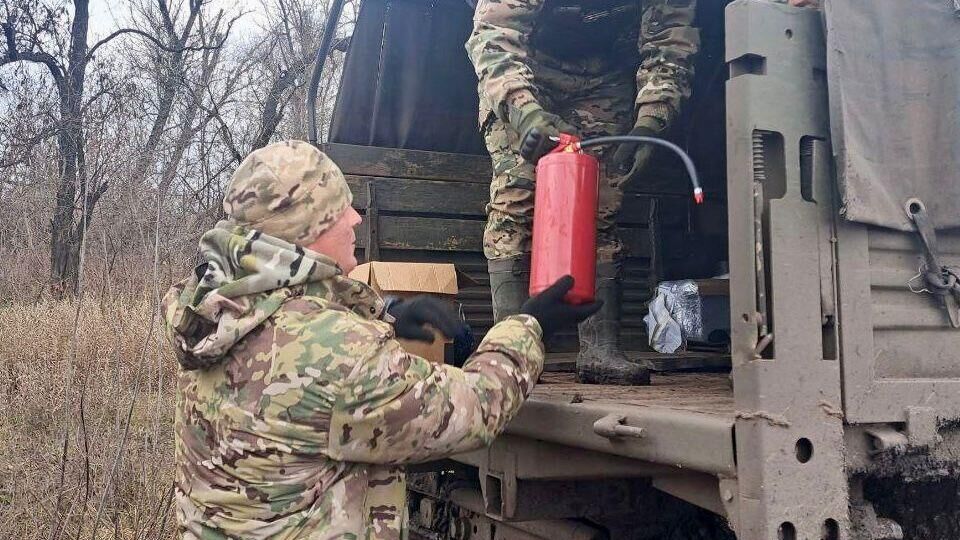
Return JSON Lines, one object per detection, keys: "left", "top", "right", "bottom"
{"left": 311, "top": 0, "right": 960, "bottom": 538}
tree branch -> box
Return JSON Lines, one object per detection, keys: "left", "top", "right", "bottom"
{"left": 157, "top": 0, "right": 176, "bottom": 38}
{"left": 202, "top": 88, "right": 243, "bottom": 164}
{"left": 0, "top": 124, "right": 60, "bottom": 169}
{"left": 1, "top": 21, "right": 67, "bottom": 94}
{"left": 84, "top": 27, "right": 223, "bottom": 61}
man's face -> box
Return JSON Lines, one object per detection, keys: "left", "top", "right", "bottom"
{"left": 306, "top": 206, "right": 363, "bottom": 274}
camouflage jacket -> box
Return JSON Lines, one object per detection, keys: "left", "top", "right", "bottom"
{"left": 466, "top": 0, "right": 699, "bottom": 129}
{"left": 162, "top": 223, "right": 545, "bottom": 539}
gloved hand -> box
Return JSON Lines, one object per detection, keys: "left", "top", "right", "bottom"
{"left": 388, "top": 296, "right": 467, "bottom": 343}
{"left": 609, "top": 118, "right": 664, "bottom": 176}
{"left": 520, "top": 276, "right": 603, "bottom": 338}
{"left": 511, "top": 104, "right": 576, "bottom": 164}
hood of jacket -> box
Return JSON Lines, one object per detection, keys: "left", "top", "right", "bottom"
{"left": 162, "top": 221, "right": 383, "bottom": 370}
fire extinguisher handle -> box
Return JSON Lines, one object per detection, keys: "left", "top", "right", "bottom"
{"left": 578, "top": 135, "right": 702, "bottom": 204}
{"left": 547, "top": 133, "right": 581, "bottom": 155}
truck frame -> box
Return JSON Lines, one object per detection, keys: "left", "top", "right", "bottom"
{"left": 319, "top": 1, "right": 960, "bottom": 538}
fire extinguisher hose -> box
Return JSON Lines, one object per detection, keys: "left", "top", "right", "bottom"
{"left": 576, "top": 136, "right": 703, "bottom": 204}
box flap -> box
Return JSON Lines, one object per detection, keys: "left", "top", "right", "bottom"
{"left": 349, "top": 262, "right": 460, "bottom": 295}
{"left": 350, "top": 263, "right": 372, "bottom": 285}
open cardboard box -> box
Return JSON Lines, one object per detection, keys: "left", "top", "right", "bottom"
{"left": 349, "top": 261, "right": 476, "bottom": 363}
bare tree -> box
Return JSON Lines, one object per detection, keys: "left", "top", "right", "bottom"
{"left": 0, "top": 0, "right": 234, "bottom": 297}
{"left": 1, "top": 0, "right": 97, "bottom": 297}
{"left": 247, "top": 0, "right": 319, "bottom": 150}
{"left": 202, "top": 0, "right": 353, "bottom": 165}
{"left": 125, "top": 0, "right": 236, "bottom": 182}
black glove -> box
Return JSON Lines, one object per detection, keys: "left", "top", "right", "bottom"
{"left": 609, "top": 122, "right": 661, "bottom": 176}
{"left": 520, "top": 276, "right": 603, "bottom": 338}
{"left": 388, "top": 296, "right": 467, "bottom": 343}
{"left": 511, "top": 104, "right": 576, "bottom": 164}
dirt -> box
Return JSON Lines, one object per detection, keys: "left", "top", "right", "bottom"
{"left": 865, "top": 477, "right": 960, "bottom": 539}
{"left": 857, "top": 426, "right": 960, "bottom": 539}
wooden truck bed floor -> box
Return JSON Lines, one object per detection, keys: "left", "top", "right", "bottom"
{"left": 533, "top": 372, "right": 735, "bottom": 418}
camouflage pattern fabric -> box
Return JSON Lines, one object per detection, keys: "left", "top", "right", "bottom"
{"left": 482, "top": 67, "right": 635, "bottom": 262}
{"left": 466, "top": 0, "right": 699, "bottom": 262}
{"left": 223, "top": 140, "right": 353, "bottom": 245}
{"left": 163, "top": 224, "right": 545, "bottom": 539}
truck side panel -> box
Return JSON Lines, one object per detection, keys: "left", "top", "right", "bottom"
{"left": 837, "top": 223, "right": 960, "bottom": 424}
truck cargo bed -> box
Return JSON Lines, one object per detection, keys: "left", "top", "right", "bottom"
{"left": 483, "top": 363, "right": 738, "bottom": 477}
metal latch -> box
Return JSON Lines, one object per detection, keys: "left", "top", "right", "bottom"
{"left": 593, "top": 414, "right": 645, "bottom": 439}
{"left": 904, "top": 198, "right": 960, "bottom": 328}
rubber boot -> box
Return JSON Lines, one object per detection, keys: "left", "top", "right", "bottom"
{"left": 488, "top": 255, "right": 530, "bottom": 324}
{"left": 577, "top": 262, "right": 651, "bottom": 385}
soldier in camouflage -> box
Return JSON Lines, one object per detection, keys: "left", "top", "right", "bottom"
{"left": 162, "top": 140, "right": 598, "bottom": 539}
{"left": 466, "top": 0, "right": 699, "bottom": 385}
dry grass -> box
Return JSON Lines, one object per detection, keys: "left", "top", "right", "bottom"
{"left": 0, "top": 296, "right": 177, "bottom": 540}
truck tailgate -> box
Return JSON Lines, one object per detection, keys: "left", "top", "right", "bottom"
{"left": 488, "top": 371, "right": 738, "bottom": 476}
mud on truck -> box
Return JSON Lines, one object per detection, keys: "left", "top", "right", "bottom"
{"left": 310, "top": 0, "right": 960, "bottom": 538}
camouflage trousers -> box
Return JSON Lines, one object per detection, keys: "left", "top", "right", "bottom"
{"left": 482, "top": 63, "right": 635, "bottom": 263}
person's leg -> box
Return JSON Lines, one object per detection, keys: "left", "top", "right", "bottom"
{"left": 562, "top": 72, "right": 651, "bottom": 385}
{"left": 482, "top": 116, "right": 535, "bottom": 322}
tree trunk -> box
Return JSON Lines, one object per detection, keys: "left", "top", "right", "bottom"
{"left": 48, "top": 0, "right": 89, "bottom": 298}
{"left": 49, "top": 127, "right": 81, "bottom": 297}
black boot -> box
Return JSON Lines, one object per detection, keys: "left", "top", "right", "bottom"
{"left": 577, "top": 262, "right": 651, "bottom": 385}
{"left": 488, "top": 256, "right": 530, "bottom": 323}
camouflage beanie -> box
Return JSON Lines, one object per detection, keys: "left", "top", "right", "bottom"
{"left": 222, "top": 140, "right": 353, "bottom": 244}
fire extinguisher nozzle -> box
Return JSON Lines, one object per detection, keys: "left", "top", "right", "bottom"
{"left": 578, "top": 135, "right": 701, "bottom": 200}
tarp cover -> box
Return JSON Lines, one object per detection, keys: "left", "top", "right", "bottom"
{"left": 825, "top": 0, "right": 960, "bottom": 231}
{"left": 329, "top": 0, "right": 486, "bottom": 154}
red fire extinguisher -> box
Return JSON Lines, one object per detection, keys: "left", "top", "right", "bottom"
{"left": 529, "top": 134, "right": 599, "bottom": 304}
{"left": 529, "top": 133, "right": 702, "bottom": 304}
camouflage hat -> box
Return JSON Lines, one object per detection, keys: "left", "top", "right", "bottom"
{"left": 223, "top": 140, "right": 353, "bottom": 244}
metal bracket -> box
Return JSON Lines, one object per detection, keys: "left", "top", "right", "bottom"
{"left": 593, "top": 414, "right": 645, "bottom": 439}
{"left": 904, "top": 198, "right": 960, "bottom": 327}
{"left": 864, "top": 425, "right": 908, "bottom": 456}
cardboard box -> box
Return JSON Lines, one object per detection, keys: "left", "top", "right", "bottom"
{"left": 349, "top": 262, "right": 475, "bottom": 363}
